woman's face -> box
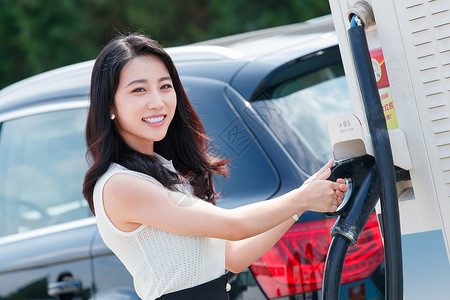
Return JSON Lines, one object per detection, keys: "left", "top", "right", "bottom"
{"left": 112, "top": 55, "right": 177, "bottom": 155}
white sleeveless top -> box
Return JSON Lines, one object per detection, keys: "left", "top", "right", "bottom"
{"left": 93, "top": 154, "right": 226, "bottom": 300}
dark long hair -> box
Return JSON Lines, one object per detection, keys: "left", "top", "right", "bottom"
{"left": 82, "top": 34, "right": 228, "bottom": 214}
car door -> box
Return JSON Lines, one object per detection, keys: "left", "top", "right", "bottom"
{"left": 0, "top": 102, "right": 96, "bottom": 299}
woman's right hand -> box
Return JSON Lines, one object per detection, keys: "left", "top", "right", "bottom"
{"left": 293, "top": 159, "right": 348, "bottom": 213}
{"left": 304, "top": 159, "right": 334, "bottom": 184}
{"left": 296, "top": 180, "right": 344, "bottom": 213}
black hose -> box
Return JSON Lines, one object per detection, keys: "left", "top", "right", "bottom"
{"left": 348, "top": 21, "right": 403, "bottom": 300}
{"left": 322, "top": 236, "right": 350, "bottom": 299}
{"left": 322, "top": 159, "right": 379, "bottom": 300}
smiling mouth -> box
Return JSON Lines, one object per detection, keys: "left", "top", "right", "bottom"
{"left": 142, "top": 115, "right": 165, "bottom": 125}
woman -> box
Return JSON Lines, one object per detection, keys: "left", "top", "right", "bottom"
{"left": 83, "top": 34, "right": 347, "bottom": 300}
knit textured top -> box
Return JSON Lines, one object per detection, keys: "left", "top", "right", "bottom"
{"left": 93, "top": 154, "right": 226, "bottom": 300}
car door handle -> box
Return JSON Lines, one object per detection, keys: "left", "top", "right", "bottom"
{"left": 47, "top": 280, "right": 83, "bottom": 296}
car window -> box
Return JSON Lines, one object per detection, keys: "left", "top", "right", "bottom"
{"left": 251, "top": 62, "right": 353, "bottom": 174}
{"left": 0, "top": 107, "right": 90, "bottom": 237}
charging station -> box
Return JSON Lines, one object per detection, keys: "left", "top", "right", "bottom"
{"left": 325, "top": 0, "right": 450, "bottom": 299}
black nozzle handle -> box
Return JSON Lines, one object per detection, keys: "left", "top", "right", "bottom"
{"left": 330, "top": 164, "right": 379, "bottom": 245}
{"left": 325, "top": 155, "right": 375, "bottom": 217}
{"left": 324, "top": 155, "right": 380, "bottom": 245}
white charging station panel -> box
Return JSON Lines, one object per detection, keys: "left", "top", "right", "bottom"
{"left": 328, "top": 0, "right": 450, "bottom": 298}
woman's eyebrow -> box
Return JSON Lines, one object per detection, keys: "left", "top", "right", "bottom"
{"left": 125, "top": 77, "right": 171, "bottom": 88}
{"left": 125, "top": 79, "right": 147, "bottom": 88}
{"left": 159, "top": 76, "right": 172, "bottom": 82}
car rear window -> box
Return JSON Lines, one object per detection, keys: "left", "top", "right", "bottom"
{"left": 251, "top": 61, "right": 353, "bottom": 174}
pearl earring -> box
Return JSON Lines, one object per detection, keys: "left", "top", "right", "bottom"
{"left": 110, "top": 113, "right": 115, "bottom": 120}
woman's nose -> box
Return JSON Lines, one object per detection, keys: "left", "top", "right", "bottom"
{"left": 146, "top": 93, "right": 164, "bottom": 110}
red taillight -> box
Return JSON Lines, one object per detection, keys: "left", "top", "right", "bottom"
{"left": 249, "top": 213, "right": 384, "bottom": 299}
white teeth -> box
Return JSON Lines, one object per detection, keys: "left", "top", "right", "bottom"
{"left": 143, "top": 116, "right": 164, "bottom": 124}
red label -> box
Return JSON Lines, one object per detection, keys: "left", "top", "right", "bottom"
{"left": 370, "top": 48, "right": 390, "bottom": 89}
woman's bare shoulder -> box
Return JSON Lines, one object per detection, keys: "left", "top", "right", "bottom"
{"left": 104, "top": 171, "right": 163, "bottom": 199}
{"left": 102, "top": 172, "right": 166, "bottom": 231}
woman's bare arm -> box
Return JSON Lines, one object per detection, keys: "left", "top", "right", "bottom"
{"left": 224, "top": 163, "right": 347, "bottom": 273}
{"left": 102, "top": 161, "right": 345, "bottom": 241}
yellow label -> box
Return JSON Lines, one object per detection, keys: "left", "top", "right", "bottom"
{"left": 379, "top": 87, "right": 398, "bottom": 129}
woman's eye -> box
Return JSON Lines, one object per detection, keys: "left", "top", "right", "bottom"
{"left": 132, "top": 87, "right": 146, "bottom": 93}
{"left": 161, "top": 84, "right": 173, "bottom": 90}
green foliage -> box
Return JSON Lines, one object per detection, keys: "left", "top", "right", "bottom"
{"left": 0, "top": 0, "right": 330, "bottom": 89}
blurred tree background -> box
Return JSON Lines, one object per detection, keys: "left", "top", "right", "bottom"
{"left": 0, "top": 0, "right": 330, "bottom": 89}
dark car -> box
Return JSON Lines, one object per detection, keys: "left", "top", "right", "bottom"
{"left": 0, "top": 15, "right": 385, "bottom": 300}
